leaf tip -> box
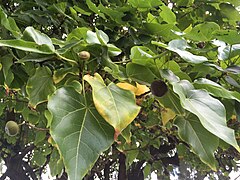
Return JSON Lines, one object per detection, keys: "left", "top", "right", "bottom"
{"left": 114, "top": 129, "right": 121, "bottom": 141}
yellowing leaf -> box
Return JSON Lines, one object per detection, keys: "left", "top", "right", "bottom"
{"left": 117, "top": 82, "right": 149, "bottom": 96}
{"left": 161, "top": 108, "right": 176, "bottom": 126}
{"left": 84, "top": 73, "right": 141, "bottom": 139}
{"left": 135, "top": 83, "right": 150, "bottom": 96}
{"left": 117, "top": 82, "right": 136, "bottom": 94}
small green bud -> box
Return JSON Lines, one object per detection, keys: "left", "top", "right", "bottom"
{"left": 5, "top": 121, "right": 19, "bottom": 136}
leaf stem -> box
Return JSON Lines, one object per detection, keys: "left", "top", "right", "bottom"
{"left": 24, "top": 122, "right": 49, "bottom": 131}
{"left": 151, "top": 51, "right": 168, "bottom": 59}
{"left": 56, "top": 53, "right": 78, "bottom": 64}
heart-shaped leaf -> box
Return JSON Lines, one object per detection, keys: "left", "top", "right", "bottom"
{"left": 175, "top": 115, "right": 218, "bottom": 170}
{"left": 172, "top": 80, "right": 240, "bottom": 152}
{"left": 48, "top": 87, "right": 114, "bottom": 180}
{"left": 84, "top": 73, "right": 141, "bottom": 139}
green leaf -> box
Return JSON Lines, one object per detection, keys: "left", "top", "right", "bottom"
{"left": 66, "top": 27, "right": 89, "bottom": 41}
{"left": 172, "top": 0, "right": 194, "bottom": 6}
{"left": 175, "top": 114, "right": 218, "bottom": 170}
{"left": 130, "top": 46, "right": 155, "bottom": 67}
{"left": 107, "top": 44, "right": 122, "bottom": 56}
{"left": 53, "top": 67, "right": 79, "bottom": 84}
{"left": 73, "top": 5, "right": 92, "bottom": 16}
{"left": 86, "top": 29, "right": 109, "bottom": 45}
{"left": 121, "top": 125, "right": 132, "bottom": 143}
{"left": 157, "top": 90, "right": 185, "bottom": 115}
{"left": 126, "top": 150, "right": 139, "bottom": 168}
{"left": 49, "top": 148, "right": 64, "bottom": 177}
{"left": 144, "top": 23, "right": 180, "bottom": 41}
{"left": 1, "top": 54, "right": 14, "bottom": 86}
{"left": 126, "top": 63, "right": 158, "bottom": 85}
{"left": 32, "top": 151, "right": 46, "bottom": 167}
{"left": 194, "top": 78, "right": 240, "bottom": 102}
{"left": 159, "top": 4, "right": 176, "bottom": 24}
{"left": 217, "top": 44, "right": 240, "bottom": 61}
{"left": 26, "top": 66, "right": 56, "bottom": 108}
{"left": 128, "top": 0, "right": 163, "bottom": 9}
{"left": 48, "top": 87, "right": 114, "bottom": 180}
{"left": 143, "top": 163, "right": 151, "bottom": 179}
{"left": 213, "top": 30, "right": 240, "bottom": 45}
{"left": 168, "top": 39, "right": 208, "bottom": 63}
{"left": 18, "top": 53, "right": 55, "bottom": 63}
{"left": 0, "top": 39, "right": 55, "bottom": 54}
{"left": 171, "top": 79, "right": 240, "bottom": 152}
{"left": 220, "top": 3, "right": 240, "bottom": 24}
{"left": 153, "top": 39, "right": 208, "bottom": 64}
{"left": 22, "top": 27, "right": 55, "bottom": 52}
{"left": 98, "top": 4, "right": 124, "bottom": 24}
{"left": 34, "top": 131, "right": 46, "bottom": 145}
{"left": 0, "top": 6, "right": 22, "bottom": 38}
{"left": 86, "top": 0, "right": 106, "bottom": 18}
{"left": 184, "top": 22, "right": 220, "bottom": 41}
{"left": 83, "top": 73, "right": 141, "bottom": 138}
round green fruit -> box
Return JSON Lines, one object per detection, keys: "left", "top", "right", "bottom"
{"left": 5, "top": 121, "right": 19, "bottom": 136}
{"left": 78, "top": 51, "right": 90, "bottom": 61}
{"left": 151, "top": 80, "right": 168, "bottom": 97}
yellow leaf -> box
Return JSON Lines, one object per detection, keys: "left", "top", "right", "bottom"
{"left": 117, "top": 82, "right": 150, "bottom": 96}
{"left": 135, "top": 83, "right": 150, "bottom": 96}
{"left": 116, "top": 82, "right": 137, "bottom": 94}
{"left": 161, "top": 108, "right": 176, "bottom": 126}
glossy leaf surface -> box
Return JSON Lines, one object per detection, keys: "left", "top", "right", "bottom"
{"left": 172, "top": 80, "right": 240, "bottom": 151}
{"left": 48, "top": 87, "right": 114, "bottom": 180}
{"left": 194, "top": 78, "right": 240, "bottom": 102}
{"left": 175, "top": 115, "right": 218, "bottom": 170}
{"left": 84, "top": 73, "right": 141, "bottom": 136}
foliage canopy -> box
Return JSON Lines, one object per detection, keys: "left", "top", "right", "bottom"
{"left": 0, "top": 0, "right": 240, "bottom": 179}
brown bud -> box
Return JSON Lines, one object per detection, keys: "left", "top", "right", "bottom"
{"left": 151, "top": 80, "right": 168, "bottom": 97}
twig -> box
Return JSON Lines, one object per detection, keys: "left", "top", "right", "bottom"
{"left": 25, "top": 123, "right": 49, "bottom": 131}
